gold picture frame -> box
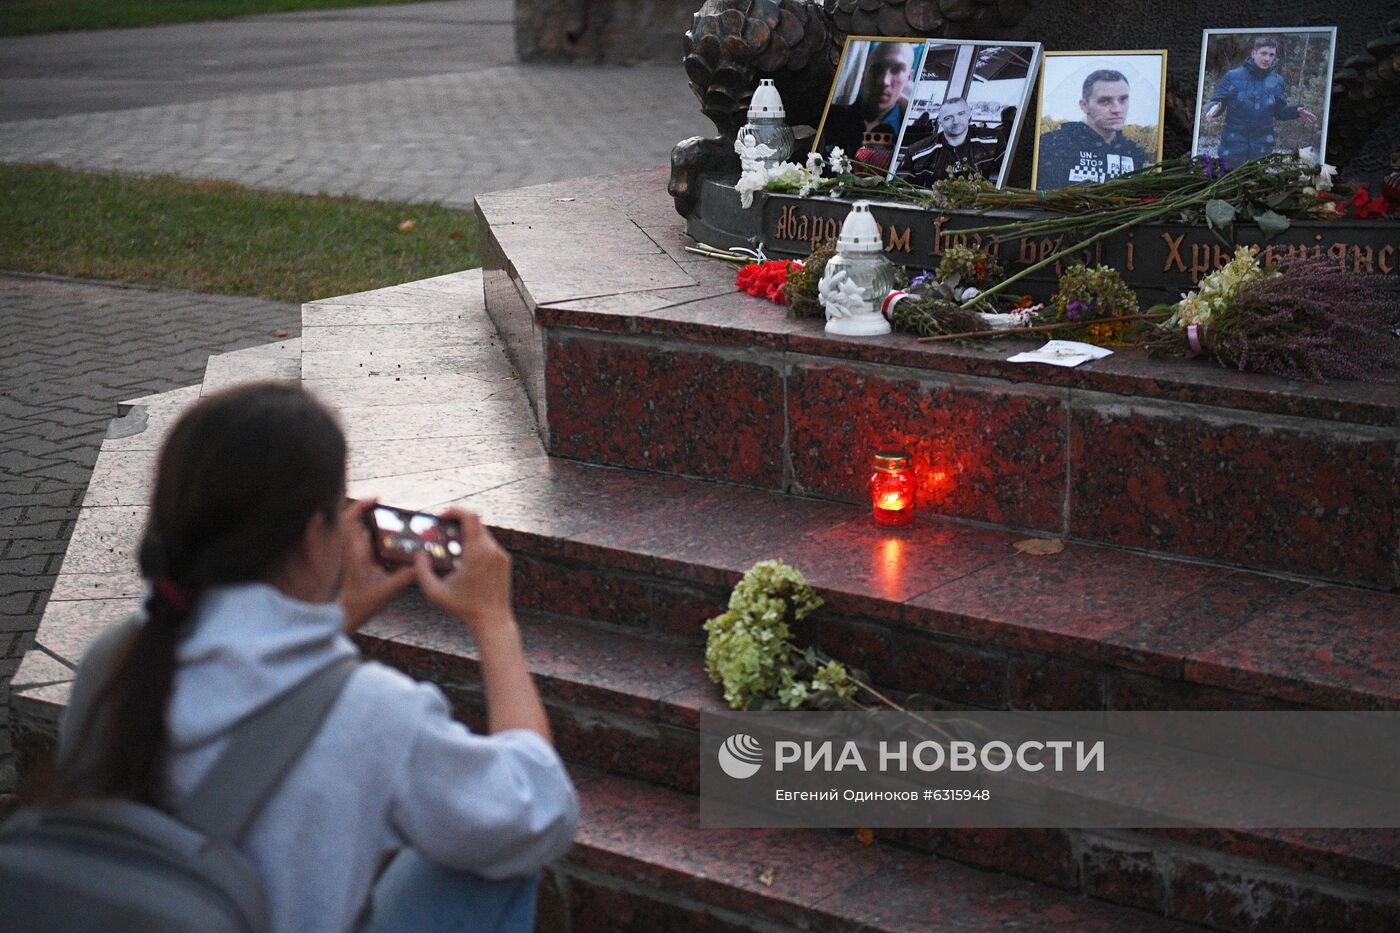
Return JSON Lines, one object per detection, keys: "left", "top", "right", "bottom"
{"left": 1030, "top": 49, "right": 1168, "bottom": 191}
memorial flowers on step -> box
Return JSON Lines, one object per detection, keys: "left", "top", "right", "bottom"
{"left": 750, "top": 153, "right": 1343, "bottom": 313}
{"left": 704, "top": 562, "right": 947, "bottom": 717}
{"left": 1148, "top": 255, "right": 1400, "bottom": 382}
{"left": 1346, "top": 184, "right": 1393, "bottom": 220}
{"left": 936, "top": 244, "right": 1003, "bottom": 291}
{"left": 1165, "top": 245, "right": 1273, "bottom": 329}
{"left": 735, "top": 259, "right": 798, "bottom": 304}
{"left": 1048, "top": 264, "right": 1140, "bottom": 344}
{"left": 704, "top": 561, "right": 858, "bottom": 710}
{"left": 783, "top": 241, "right": 835, "bottom": 319}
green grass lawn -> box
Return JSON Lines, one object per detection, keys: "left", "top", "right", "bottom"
{"left": 0, "top": 163, "right": 480, "bottom": 304}
{"left": 1, "top": 0, "right": 424, "bottom": 37}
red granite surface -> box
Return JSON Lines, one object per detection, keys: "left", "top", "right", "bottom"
{"left": 409, "top": 456, "right": 1400, "bottom": 711}
{"left": 1070, "top": 401, "right": 1400, "bottom": 583}
{"left": 356, "top": 601, "right": 1400, "bottom": 927}
{"left": 560, "top": 768, "right": 1202, "bottom": 932}
{"left": 452, "top": 168, "right": 1400, "bottom": 928}
{"left": 477, "top": 168, "right": 1400, "bottom": 587}
{"left": 786, "top": 360, "right": 1067, "bottom": 529}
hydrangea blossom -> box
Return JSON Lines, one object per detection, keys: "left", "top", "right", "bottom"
{"left": 703, "top": 561, "right": 829, "bottom": 710}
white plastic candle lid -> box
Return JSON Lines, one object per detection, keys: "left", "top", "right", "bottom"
{"left": 837, "top": 202, "right": 882, "bottom": 251}
{"left": 747, "top": 79, "right": 786, "bottom": 119}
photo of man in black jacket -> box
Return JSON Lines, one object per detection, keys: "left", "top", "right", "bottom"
{"left": 1035, "top": 68, "right": 1152, "bottom": 190}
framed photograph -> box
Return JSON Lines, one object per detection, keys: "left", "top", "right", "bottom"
{"left": 889, "top": 40, "right": 1042, "bottom": 189}
{"left": 1031, "top": 50, "right": 1167, "bottom": 191}
{"left": 813, "top": 37, "right": 928, "bottom": 175}
{"left": 1192, "top": 27, "right": 1336, "bottom": 166}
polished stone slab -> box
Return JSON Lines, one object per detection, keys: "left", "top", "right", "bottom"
{"left": 479, "top": 166, "right": 1400, "bottom": 588}
{"left": 201, "top": 339, "right": 301, "bottom": 395}
{"left": 15, "top": 251, "right": 1400, "bottom": 931}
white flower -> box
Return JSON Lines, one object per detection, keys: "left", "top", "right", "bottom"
{"left": 735, "top": 163, "right": 769, "bottom": 208}
{"left": 817, "top": 268, "right": 869, "bottom": 319}
{"left": 1297, "top": 146, "right": 1317, "bottom": 165}
{"left": 767, "top": 161, "right": 806, "bottom": 186}
{"left": 1315, "top": 162, "right": 1337, "bottom": 192}
{"left": 805, "top": 151, "right": 825, "bottom": 176}
{"left": 828, "top": 147, "right": 851, "bottom": 174}
{"left": 1168, "top": 245, "right": 1269, "bottom": 328}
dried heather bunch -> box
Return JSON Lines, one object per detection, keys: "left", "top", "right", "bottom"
{"left": 887, "top": 295, "right": 986, "bottom": 339}
{"left": 1206, "top": 258, "right": 1400, "bottom": 381}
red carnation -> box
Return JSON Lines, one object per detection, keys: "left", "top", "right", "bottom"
{"left": 1348, "top": 185, "right": 1393, "bottom": 220}
{"left": 735, "top": 259, "right": 797, "bottom": 305}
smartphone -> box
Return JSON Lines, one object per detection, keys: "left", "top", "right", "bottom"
{"left": 362, "top": 503, "right": 463, "bottom": 574}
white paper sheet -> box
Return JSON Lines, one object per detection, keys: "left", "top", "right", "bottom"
{"left": 1006, "top": 340, "right": 1114, "bottom": 368}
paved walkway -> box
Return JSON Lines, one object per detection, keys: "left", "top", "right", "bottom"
{"left": 0, "top": 0, "right": 709, "bottom": 792}
{"left": 0, "top": 275, "right": 300, "bottom": 789}
{"left": 0, "top": 0, "right": 707, "bottom": 207}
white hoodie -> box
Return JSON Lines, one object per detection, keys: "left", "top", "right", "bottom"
{"left": 61, "top": 583, "right": 579, "bottom": 933}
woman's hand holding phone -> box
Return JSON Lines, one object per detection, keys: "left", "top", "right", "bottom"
{"left": 413, "top": 508, "right": 551, "bottom": 742}
{"left": 412, "top": 508, "right": 513, "bottom": 637}
{"left": 338, "top": 497, "right": 416, "bottom": 633}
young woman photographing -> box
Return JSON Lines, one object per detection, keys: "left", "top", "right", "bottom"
{"left": 40, "top": 382, "right": 577, "bottom": 932}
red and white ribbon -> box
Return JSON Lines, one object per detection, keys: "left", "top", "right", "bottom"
{"left": 881, "top": 290, "right": 910, "bottom": 321}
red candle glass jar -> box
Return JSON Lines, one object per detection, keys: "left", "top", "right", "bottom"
{"left": 870, "top": 449, "right": 915, "bottom": 526}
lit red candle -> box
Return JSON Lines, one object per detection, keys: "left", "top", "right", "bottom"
{"left": 870, "top": 449, "right": 914, "bottom": 526}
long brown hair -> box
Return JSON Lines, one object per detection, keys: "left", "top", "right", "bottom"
{"left": 49, "top": 382, "right": 347, "bottom": 805}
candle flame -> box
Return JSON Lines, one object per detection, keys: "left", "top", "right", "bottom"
{"left": 876, "top": 491, "right": 908, "bottom": 510}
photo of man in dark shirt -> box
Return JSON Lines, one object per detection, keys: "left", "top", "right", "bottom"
{"left": 818, "top": 42, "right": 918, "bottom": 159}
{"left": 1203, "top": 35, "right": 1317, "bottom": 166}
{"left": 898, "top": 97, "right": 1001, "bottom": 185}
{"left": 1036, "top": 69, "right": 1152, "bottom": 190}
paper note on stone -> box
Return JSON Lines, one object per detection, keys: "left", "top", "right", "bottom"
{"left": 1007, "top": 340, "right": 1113, "bottom": 368}
{"left": 1014, "top": 538, "right": 1065, "bottom": 556}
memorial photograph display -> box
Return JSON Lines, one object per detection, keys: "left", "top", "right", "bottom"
{"left": 1031, "top": 50, "right": 1167, "bottom": 191}
{"left": 889, "top": 39, "right": 1042, "bottom": 188}
{"left": 813, "top": 37, "right": 927, "bottom": 174}
{"left": 1192, "top": 27, "right": 1337, "bottom": 166}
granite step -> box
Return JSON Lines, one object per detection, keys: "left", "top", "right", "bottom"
{"left": 546, "top": 766, "right": 1203, "bottom": 932}
{"left": 477, "top": 169, "right": 1400, "bottom": 591}
{"left": 13, "top": 262, "right": 1400, "bottom": 933}
{"left": 353, "top": 604, "right": 1400, "bottom": 931}
{"left": 384, "top": 457, "right": 1400, "bottom": 716}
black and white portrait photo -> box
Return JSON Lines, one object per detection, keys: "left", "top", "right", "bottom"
{"left": 889, "top": 40, "right": 1041, "bottom": 189}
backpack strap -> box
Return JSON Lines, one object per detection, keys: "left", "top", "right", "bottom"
{"left": 177, "top": 655, "right": 358, "bottom": 842}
